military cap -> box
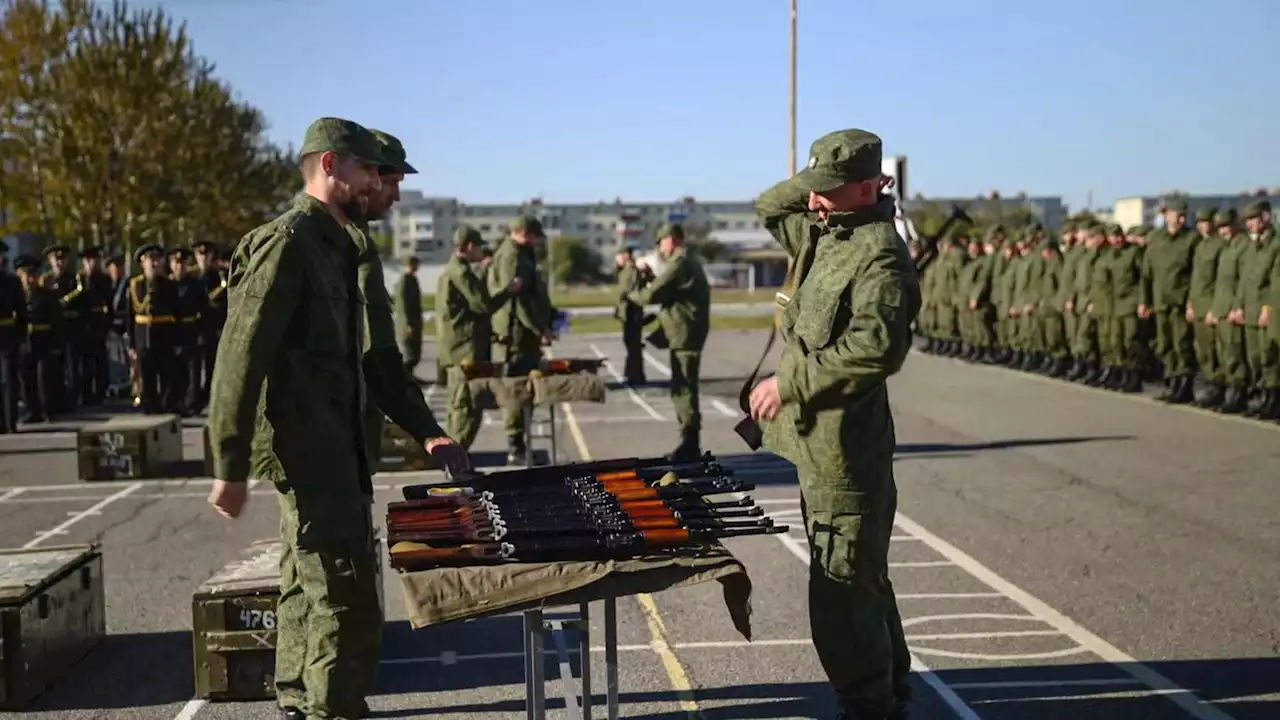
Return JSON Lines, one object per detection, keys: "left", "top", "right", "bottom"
{"left": 1060, "top": 219, "right": 1076, "bottom": 232}
{"left": 1194, "top": 207, "right": 1215, "bottom": 222}
{"left": 80, "top": 246, "right": 102, "bottom": 259}
{"left": 299, "top": 117, "right": 386, "bottom": 167}
{"left": 370, "top": 129, "right": 417, "bottom": 175}
{"left": 1243, "top": 200, "right": 1267, "bottom": 219}
{"left": 1125, "top": 225, "right": 1143, "bottom": 236}
{"left": 1107, "top": 223, "right": 1124, "bottom": 236}
{"left": 44, "top": 243, "right": 70, "bottom": 258}
{"left": 192, "top": 239, "right": 219, "bottom": 253}
{"left": 794, "top": 128, "right": 883, "bottom": 193}
{"left": 985, "top": 224, "right": 1005, "bottom": 242}
{"left": 134, "top": 242, "right": 164, "bottom": 262}
{"left": 12, "top": 254, "right": 40, "bottom": 272}
{"left": 1214, "top": 208, "right": 1237, "bottom": 225}
{"left": 1137, "top": 224, "right": 1153, "bottom": 236}
{"left": 1163, "top": 197, "right": 1189, "bottom": 213}
{"left": 510, "top": 215, "right": 544, "bottom": 237}
{"left": 453, "top": 224, "right": 483, "bottom": 247}
{"left": 1025, "top": 221, "right": 1044, "bottom": 234}
{"left": 106, "top": 252, "right": 125, "bottom": 265}
{"left": 656, "top": 222, "right": 685, "bottom": 241}
{"left": 1087, "top": 223, "right": 1108, "bottom": 236}
{"left": 168, "top": 247, "right": 192, "bottom": 261}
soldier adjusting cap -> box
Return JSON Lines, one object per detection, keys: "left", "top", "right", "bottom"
{"left": 453, "top": 224, "right": 483, "bottom": 247}
{"left": 510, "top": 215, "right": 544, "bottom": 237}
{"left": 795, "top": 128, "right": 883, "bottom": 194}
{"left": 656, "top": 222, "right": 684, "bottom": 241}
{"left": 371, "top": 129, "right": 417, "bottom": 175}
{"left": 299, "top": 117, "right": 386, "bottom": 167}
{"left": 135, "top": 242, "right": 165, "bottom": 262}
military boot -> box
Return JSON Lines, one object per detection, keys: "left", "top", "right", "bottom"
{"left": 1047, "top": 356, "right": 1069, "bottom": 378}
{"left": 1243, "top": 387, "right": 1265, "bottom": 417}
{"left": 1105, "top": 366, "right": 1125, "bottom": 390}
{"left": 1216, "top": 385, "right": 1248, "bottom": 414}
{"left": 1256, "top": 389, "right": 1280, "bottom": 420}
{"left": 280, "top": 709, "right": 305, "bottom": 720}
{"left": 667, "top": 424, "right": 702, "bottom": 464}
{"left": 1121, "top": 369, "right": 1144, "bottom": 393}
{"left": 1166, "top": 376, "right": 1195, "bottom": 404}
{"left": 1088, "top": 365, "right": 1111, "bottom": 387}
{"left": 1064, "top": 359, "right": 1084, "bottom": 381}
{"left": 1194, "top": 381, "right": 1225, "bottom": 409}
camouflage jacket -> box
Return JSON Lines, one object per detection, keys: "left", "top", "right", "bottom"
{"left": 1234, "top": 229, "right": 1278, "bottom": 326}
{"left": 1110, "top": 244, "right": 1144, "bottom": 317}
{"left": 209, "top": 195, "right": 371, "bottom": 498}
{"left": 627, "top": 246, "right": 710, "bottom": 350}
{"left": 487, "top": 239, "right": 550, "bottom": 356}
{"left": 1210, "top": 234, "right": 1248, "bottom": 319}
{"left": 394, "top": 272, "right": 423, "bottom": 337}
{"left": 1139, "top": 225, "right": 1196, "bottom": 310}
{"left": 436, "top": 254, "right": 509, "bottom": 365}
{"left": 753, "top": 179, "right": 919, "bottom": 488}
{"left": 1187, "top": 233, "right": 1225, "bottom": 318}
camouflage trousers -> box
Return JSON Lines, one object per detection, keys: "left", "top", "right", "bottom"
{"left": 499, "top": 352, "right": 542, "bottom": 438}
{"left": 1244, "top": 326, "right": 1280, "bottom": 389}
{"left": 962, "top": 307, "right": 994, "bottom": 348}
{"left": 1064, "top": 311, "right": 1079, "bottom": 356}
{"left": 276, "top": 490, "right": 382, "bottom": 719}
{"left": 800, "top": 473, "right": 910, "bottom": 717}
{"left": 1103, "top": 316, "right": 1142, "bottom": 370}
{"left": 1193, "top": 319, "right": 1218, "bottom": 381}
{"left": 669, "top": 350, "right": 702, "bottom": 431}
{"left": 1017, "top": 313, "right": 1040, "bottom": 352}
{"left": 1039, "top": 311, "right": 1069, "bottom": 358}
{"left": 399, "top": 329, "right": 422, "bottom": 377}
{"left": 994, "top": 310, "right": 1013, "bottom": 347}
{"left": 1152, "top": 307, "right": 1196, "bottom": 379}
{"left": 1073, "top": 314, "right": 1100, "bottom": 361}
{"left": 445, "top": 365, "right": 483, "bottom": 449}
{"left": 1216, "top": 322, "right": 1247, "bottom": 386}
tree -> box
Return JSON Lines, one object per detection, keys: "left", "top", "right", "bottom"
{"left": 0, "top": 0, "right": 298, "bottom": 259}
{"left": 547, "top": 235, "right": 602, "bottom": 285}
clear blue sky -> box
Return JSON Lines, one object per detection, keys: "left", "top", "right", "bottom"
{"left": 138, "top": 0, "right": 1277, "bottom": 212}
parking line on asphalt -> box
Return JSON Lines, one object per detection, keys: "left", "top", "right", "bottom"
{"left": 0, "top": 487, "right": 25, "bottom": 503}
{"left": 23, "top": 482, "right": 143, "bottom": 549}
{"left": 642, "top": 349, "right": 759, "bottom": 418}
{"left": 589, "top": 344, "right": 665, "bottom": 421}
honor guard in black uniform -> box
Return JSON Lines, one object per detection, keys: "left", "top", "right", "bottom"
{"left": 77, "top": 246, "right": 113, "bottom": 405}
{"left": 125, "top": 244, "right": 184, "bottom": 414}
{"left": 0, "top": 244, "right": 27, "bottom": 432}
{"left": 105, "top": 253, "right": 131, "bottom": 401}
{"left": 168, "top": 247, "right": 204, "bottom": 415}
{"left": 15, "top": 255, "right": 63, "bottom": 423}
{"left": 41, "top": 244, "right": 84, "bottom": 413}
{"left": 192, "top": 240, "right": 226, "bottom": 412}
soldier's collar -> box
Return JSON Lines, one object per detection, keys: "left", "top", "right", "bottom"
{"left": 825, "top": 196, "right": 894, "bottom": 230}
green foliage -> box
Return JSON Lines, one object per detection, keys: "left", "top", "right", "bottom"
{"left": 0, "top": 0, "right": 298, "bottom": 257}
{"left": 547, "top": 235, "right": 602, "bottom": 285}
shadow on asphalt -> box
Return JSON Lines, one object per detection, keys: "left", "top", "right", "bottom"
{"left": 895, "top": 435, "right": 1133, "bottom": 455}
{"left": 26, "top": 630, "right": 194, "bottom": 710}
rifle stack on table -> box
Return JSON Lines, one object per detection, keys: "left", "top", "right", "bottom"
{"left": 457, "top": 357, "right": 607, "bottom": 380}
{"left": 386, "top": 452, "right": 788, "bottom": 571}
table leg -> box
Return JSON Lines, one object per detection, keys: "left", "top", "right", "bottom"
{"left": 524, "top": 609, "right": 546, "bottom": 720}
{"left": 579, "top": 602, "right": 592, "bottom": 719}
{"left": 523, "top": 406, "right": 534, "bottom": 468}
{"left": 549, "top": 404, "right": 558, "bottom": 464}
{"left": 605, "top": 597, "right": 619, "bottom": 720}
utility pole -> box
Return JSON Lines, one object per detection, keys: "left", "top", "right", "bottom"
{"left": 788, "top": 0, "right": 797, "bottom": 177}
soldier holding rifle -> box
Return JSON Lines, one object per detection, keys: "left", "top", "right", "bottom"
{"left": 749, "top": 128, "right": 920, "bottom": 720}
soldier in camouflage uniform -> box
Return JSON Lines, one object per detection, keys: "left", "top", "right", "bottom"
{"left": 1055, "top": 220, "right": 1079, "bottom": 368}
{"left": 1205, "top": 209, "right": 1249, "bottom": 413}
{"left": 1107, "top": 225, "right": 1146, "bottom": 392}
{"left": 933, "top": 234, "right": 964, "bottom": 356}
{"left": 488, "top": 215, "right": 553, "bottom": 463}
{"left": 1068, "top": 225, "right": 1104, "bottom": 383}
{"left": 614, "top": 245, "right": 651, "bottom": 384}
{"left": 1139, "top": 198, "right": 1197, "bottom": 404}
{"left": 437, "top": 224, "right": 522, "bottom": 449}
{"left": 394, "top": 255, "right": 424, "bottom": 379}
{"left": 957, "top": 230, "right": 988, "bottom": 360}
{"left": 751, "top": 129, "right": 918, "bottom": 720}
{"left": 987, "top": 225, "right": 1013, "bottom": 363}
{"left": 1010, "top": 231, "right": 1041, "bottom": 370}
{"left": 207, "top": 118, "right": 463, "bottom": 720}
{"left": 1232, "top": 200, "right": 1278, "bottom": 419}
{"left": 626, "top": 222, "right": 710, "bottom": 462}
{"left": 917, "top": 236, "right": 945, "bottom": 352}
{"left": 1085, "top": 225, "right": 1118, "bottom": 387}
{"left": 1186, "top": 208, "right": 1226, "bottom": 406}
{"left": 1034, "top": 225, "right": 1069, "bottom": 376}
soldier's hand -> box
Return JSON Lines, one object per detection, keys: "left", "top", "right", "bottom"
{"left": 1087, "top": 303, "right": 1094, "bottom": 314}
{"left": 748, "top": 376, "right": 782, "bottom": 421}
{"left": 1205, "top": 312, "right": 1218, "bottom": 326}
{"left": 425, "top": 436, "right": 471, "bottom": 474}
{"left": 506, "top": 277, "right": 524, "bottom": 293}
{"left": 1260, "top": 306, "right": 1271, "bottom": 328}
{"left": 1185, "top": 308, "right": 1196, "bottom": 324}
{"left": 968, "top": 301, "right": 977, "bottom": 310}
{"left": 207, "top": 480, "right": 249, "bottom": 519}
{"left": 541, "top": 332, "right": 554, "bottom": 345}
{"left": 1137, "top": 304, "right": 1151, "bottom": 319}
{"left": 1065, "top": 301, "right": 1074, "bottom": 312}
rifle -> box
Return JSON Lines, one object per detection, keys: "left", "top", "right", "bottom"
{"left": 456, "top": 357, "right": 606, "bottom": 380}
{"left": 408, "top": 453, "right": 718, "bottom": 496}
{"left": 911, "top": 204, "right": 973, "bottom": 275}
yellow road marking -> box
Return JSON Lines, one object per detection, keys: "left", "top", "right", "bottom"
{"left": 559, "top": 399, "right": 705, "bottom": 719}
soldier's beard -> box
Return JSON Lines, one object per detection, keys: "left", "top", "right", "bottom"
{"left": 338, "top": 195, "right": 370, "bottom": 223}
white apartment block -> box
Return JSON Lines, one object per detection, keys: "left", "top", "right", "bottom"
{"left": 1111, "top": 193, "right": 1279, "bottom": 229}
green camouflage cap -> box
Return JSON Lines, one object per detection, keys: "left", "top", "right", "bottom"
{"left": 453, "top": 224, "right": 483, "bottom": 247}
{"left": 510, "top": 215, "right": 544, "bottom": 237}
{"left": 1025, "top": 221, "right": 1044, "bottom": 234}
{"left": 656, "top": 222, "right": 685, "bottom": 241}
{"left": 1061, "top": 219, "right": 1076, "bottom": 232}
{"left": 1087, "top": 223, "right": 1107, "bottom": 236}
{"left": 1137, "top": 224, "right": 1153, "bottom": 236}
{"left": 793, "top": 128, "right": 883, "bottom": 194}
{"left": 299, "top": 117, "right": 385, "bottom": 166}
{"left": 1243, "top": 201, "right": 1265, "bottom": 219}
{"left": 1107, "top": 223, "right": 1124, "bottom": 236}
{"left": 1213, "top": 208, "right": 1237, "bottom": 225}
{"left": 370, "top": 129, "right": 417, "bottom": 175}
{"left": 985, "top": 224, "right": 1006, "bottom": 242}
{"left": 1194, "top": 207, "right": 1215, "bottom": 222}
{"left": 1125, "top": 224, "right": 1143, "bottom": 236}
{"left": 1163, "top": 197, "right": 1189, "bottom": 213}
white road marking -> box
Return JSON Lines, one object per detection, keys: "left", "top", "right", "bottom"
{"left": 710, "top": 399, "right": 737, "bottom": 418}
{"left": 894, "top": 514, "right": 1237, "bottom": 720}
{"left": 642, "top": 351, "right": 671, "bottom": 375}
{"left": 890, "top": 561, "right": 954, "bottom": 568}
{"left": 588, "top": 344, "right": 664, "bottom": 420}
{"left": 0, "top": 487, "right": 25, "bottom": 502}
{"left": 171, "top": 700, "right": 206, "bottom": 720}
{"left": 23, "top": 482, "right": 143, "bottom": 549}
{"left": 947, "top": 678, "right": 1140, "bottom": 690}
{"left": 643, "top": 349, "right": 742, "bottom": 418}
{"left": 906, "top": 631, "right": 1064, "bottom": 641}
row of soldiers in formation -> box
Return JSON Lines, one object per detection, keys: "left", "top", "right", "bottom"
{"left": 432, "top": 216, "right": 710, "bottom": 464}
{"left": 915, "top": 197, "right": 1279, "bottom": 420}
{"left": 0, "top": 240, "right": 229, "bottom": 431}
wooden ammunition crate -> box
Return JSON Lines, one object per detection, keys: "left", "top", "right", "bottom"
{"left": 76, "top": 414, "right": 183, "bottom": 481}
{"left": 192, "top": 534, "right": 386, "bottom": 701}
{"left": 377, "top": 420, "right": 433, "bottom": 473}
{"left": 0, "top": 545, "right": 106, "bottom": 710}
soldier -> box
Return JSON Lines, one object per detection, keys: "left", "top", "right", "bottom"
{"left": 750, "top": 129, "right": 918, "bottom": 720}
{"left": 1139, "top": 198, "right": 1197, "bottom": 403}
{"left": 626, "top": 222, "right": 710, "bottom": 462}
{"left": 1205, "top": 209, "right": 1249, "bottom": 413}
{"left": 488, "top": 215, "right": 553, "bottom": 464}
{"left": 105, "top": 253, "right": 131, "bottom": 401}
{"left": 125, "top": 244, "right": 183, "bottom": 414}
{"left": 1085, "top": 225, "right": 1118, "bottom": 387}
{"left": 394, "top": 255, "right": 424, "bottom": 380}
{"left": 957, "top": 231, "right": 987, "bottom": 360}
{"left": 1231, "top": 200, "right": 1277, "bottom": 418}
{"left": 76, "top": 247, "right": 113, "bottom": 405}
{"left": 987, "top": 224, "right": 1014, "bottom": 363}
{"left": 968, "top": 226, "right": 1000, "bottom": 362}
{"left": 42, "top": 244, "right": 83, "bottom": 413}
{"left": 168, "top": 247, "right": 205, "bottom": 415}
{"left": 354, "top": 128, "right": 466, "bottom": 488}
{"left": 1055, "top": 220, "right": 1079, "bottom": 366}
{"left": 1069, "top": 225, "right": 1105, "bottom": 383}
{"left": 14, "top": 255, "right": 62, "bottom": 423}
{"left": 614, "top": 245, "right": 650, "bottom": 384}
{"left": 932, "top": 234, "right": 963, "bottom": 355}
{"left": 1010, "top": 231, "right": 1041, "bottom": 370}
{"left": 1100, "top": 225, "right": 1140, "bottom": 392}
{"left": 0, "top": 244, "right": 26, "bottom": 432}
{"left": 1064, "top": 223, "right": 1095, "bottom": 380}
{"left": 1186, "top": 209, "right": 1225, "bottom": 406}
{"left": 193, "top": 240, "right": 228, "bottom": 412}
{"left": 438, "top": 224, "right": 523, "bottom": 449}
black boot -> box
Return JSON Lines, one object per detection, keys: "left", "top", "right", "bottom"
{"left": 1064, "top": 360, "right": 1084, "bottom": 381}
{"left": 1257, "top": 389, "right": 1280, "bottom": 421}
{"left": 667, "top": 424, "right": 702, "bottom": 464}
{"left": 1105, "top": 366, "right": 1125, "bottom": 390}
{"left": 1167, "top": 376, "right": 1194, "bottom": 404}
{"left": 1157, "top": 377, "right": 1177, "bottom": 402}
{"left": 1244, "top": 388, "right": 1263, "bottom": 417}
{"left": 280, "top": 709, "right": 306, "bottom": 720}
{"left": 1088, "top": 365, "right": 1111, "bottom": 387}
{"left": 1195, "top": 381, "right": 1225, "bottom": 409}
{"left": 1121, "top": 369, "right": 1144, "bottom": 393}
{"left": 1217, "top": 385, "right": 1248, "bottom": 414}
{"left": 1048, "top": 356, "right": 1069, "bottom": 378}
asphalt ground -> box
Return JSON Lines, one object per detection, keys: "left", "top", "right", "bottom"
{"left": 0, "top": 329, "right": 1277, "bottom": 720}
